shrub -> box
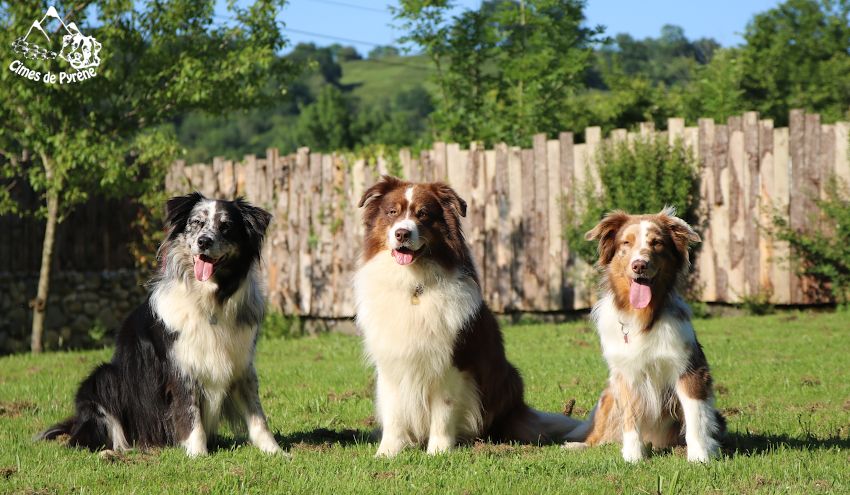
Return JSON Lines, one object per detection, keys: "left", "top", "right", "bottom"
{"left": 771, "top": 177, "right": 850, "bottom": 304}
{"left": 565, "top": 135, "right": 701, "bottom": 265}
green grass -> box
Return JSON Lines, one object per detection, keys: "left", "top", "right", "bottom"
{"left": 2, "top": 312, "right": 849, "bottom": 494}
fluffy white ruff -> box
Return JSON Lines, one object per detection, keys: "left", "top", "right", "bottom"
{"left": 151, "top": 268, "right": 263, "bottom": 434}
{"left": 354, "top": 252, "right": 483, "bottom": 456}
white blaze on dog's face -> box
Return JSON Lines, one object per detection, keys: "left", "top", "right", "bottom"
{"left": 183, "top": 200, "right": 240, "bottom": 282}
{"left": 385, "top": 186, "right": 426, "bottom": 265}
{"left": 614, "top": 221, "right": 667, "bottom": 309}
{"left": 358, "top": 176, "right": 468, "bottom": 268}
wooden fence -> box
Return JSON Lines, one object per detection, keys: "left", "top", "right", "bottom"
{"left": 164, "top": 110, "right": 848, "bottom": 316}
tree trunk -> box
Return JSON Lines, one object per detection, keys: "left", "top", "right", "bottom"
{"left": 31, "top": 156, "right": 59, "bottom": 353}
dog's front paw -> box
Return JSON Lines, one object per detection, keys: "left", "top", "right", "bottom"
{"left": 426, "top": 435, "right": 454, "bottom": 455}
{"left": 257, "top": 439, "right": 284, "bottom": 455}
{"left": 375, "top": 439, "right": 404, "bottom": 458}
{"left": 687, "top": 441, "right": 719, "bottom": 463}
{"left": 184, "top": 443, "right": 209, "bottom": 457}
{"left": 621, "top": 432, "right": 644, "bottom": 463}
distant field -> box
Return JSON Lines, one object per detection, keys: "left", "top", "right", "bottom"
{"left": 341, "top": 55, "right": 434, "bottom": 106}
{"left": 1, "top": 312, "right": 849, "bottom": 494}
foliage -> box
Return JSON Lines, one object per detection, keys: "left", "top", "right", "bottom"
{"left": 771, "top": 177, "right": 850, "bottom": 303}
{"left": 565, "top": 136, "right": 700, "bottom": 265}
{"left": 261, "top": 311, "right": 302, "bottom": 340}
{"left": 0, "top": 0, "right": 295, "bottom": 214}
{"left": 395, "top": 0, "right": 605, "bottom": 146}
{"left": 739, "top": 289, "right": 777, "bottom": 316}
{"left": 738, "top": 0, "right": 850, "bottom": 125}
{"left": 677, "top": 48, "right": 746, "bottom": 123}
{"left": 591, "top": 25, "right": 720, "bottom": 89}
{"left": 3, "top": 314, "right": 850, "bottom": 492}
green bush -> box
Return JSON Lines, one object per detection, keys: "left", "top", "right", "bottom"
{"left": 262, "top": 311, "right": 302, "bottom": 340}
{"left": 771, "top": 177, "right": 850, "bottom": 304}
{"left": 565, "top": 135, "right": 701, "bottom": 265}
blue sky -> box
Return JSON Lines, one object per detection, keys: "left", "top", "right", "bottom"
{"left": 227, "top": 0, "right": 784, "bottom": 55}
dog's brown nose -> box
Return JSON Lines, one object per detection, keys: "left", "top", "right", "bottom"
{"left": 631, "top": 259, "right": 647, "bottom": 275}
{"left": 395, "top": 228, "right": 411, "bottom": 243}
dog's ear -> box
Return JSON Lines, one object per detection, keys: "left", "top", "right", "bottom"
{"left": 432, "top": 182, "right": 467, "bottom": 218}
{"left": 165, "top": 192, "right": 205, "bottom": 233}
{"left": 358, "top": 175, "right": 403, "bottom": 208}
{"left": 657, "top": 207, "right": 700, "bottom": 265}
{"left": 585, "top": 210, "right": 630, "bottom": 266}
{"left": 235, "top": 198, "right": 272, "bottom": 253}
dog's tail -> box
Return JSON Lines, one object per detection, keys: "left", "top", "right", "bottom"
{"left": 36, "top": 409, "right": 113, "bottom": 451}
{"left": 563, "top": 403, "right": 598, "bottom": 443}
{"left": 36, "top": 417, "right": 78, "bottom": 441}
{"left": 503, "top": 406, "right": 585, "bottom": 444}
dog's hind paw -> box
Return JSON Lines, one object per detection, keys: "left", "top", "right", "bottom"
{"left": 561, "top": 442, "right": 589, "bottom": 450}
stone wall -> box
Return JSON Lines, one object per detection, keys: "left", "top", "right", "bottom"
{"left": 0, "top": 270, "right": 148, "bottom": 354}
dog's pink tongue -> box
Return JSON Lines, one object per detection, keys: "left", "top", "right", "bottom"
{"left": 193, "top": 256, "right": 215, "bottom": 282}
{"left": 392, "top": 249, "right": 414, "bottom": 265}
{"left": 629, "top": 281, "right": 652, "bottom": 309}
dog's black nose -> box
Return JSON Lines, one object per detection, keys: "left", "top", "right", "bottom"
{"left": 198, "top": 236, "right": 213, "bottom": 250}
{"left": 395, "top": 228, "right": 411, "bottom": 243}
{"left": 631, "top": 259, "right": 647, "bottom": 274}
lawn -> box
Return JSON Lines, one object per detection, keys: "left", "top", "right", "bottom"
{"left": 1, "top": 312, "right": 849, "bottom": 494}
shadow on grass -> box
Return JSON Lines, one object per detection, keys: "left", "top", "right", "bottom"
{"left": 208, "top": 428, "right": 374, "bottom": 452}
{"left": 275, "top": 428, "right": 375, "bottom": 450}
{"left": 723, "top": 431, "right": 850, "bottom": 456}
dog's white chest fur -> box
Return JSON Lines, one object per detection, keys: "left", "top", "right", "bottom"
{"left": 354, "top": 254, "right": 480, "bottom": 371}
{"left": 353, "top": 253, "right": 483, "bottom": 444}
{"left": 152, "top": 280, "right": 257, "bottom": 390}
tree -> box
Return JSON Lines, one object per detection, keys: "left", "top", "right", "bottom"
{"left": 739, "top": 0, "right": 850, "bottom": 124}
{"left": 0, "top": 1, "right": 297, "bottom": 352}
{"left": 295, "top": 85, "right": 354, "bottom": 151}
{"left": 395, "top": 0, "right": 605, "bottom": 145}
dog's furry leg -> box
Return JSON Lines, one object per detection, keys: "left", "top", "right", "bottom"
{"left": 228, "top": 367, "right": 283, "bottom": 455}
{"left": 374, "top": 374, "right": 407, "bottom": 458}
{"left": 181, "top": 388, "right": 208, "bottom": 457}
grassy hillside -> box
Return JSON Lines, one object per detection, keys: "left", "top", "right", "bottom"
{"left": 341, "top": 55, "right": 434, "bottom": 107}
{"left": 1, "top": 312, "right": 849, "bottom": 493}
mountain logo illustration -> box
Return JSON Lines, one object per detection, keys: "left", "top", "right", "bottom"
{"left": 11, "top": 5, "right": 101, "bottom": 70}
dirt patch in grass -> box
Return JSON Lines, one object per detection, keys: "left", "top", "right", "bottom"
{"left": 715, "top": 384, "right": 729, "bottom": 396}
{"left": 1, "top": 467, "right": 17, "bottom": 479}
{"left": 97, "top": 449, "right": 159, "bottom": 465}
{"left": 801, "top": 376, "right": 822, "bottom": 387}
{"left": 843, "top": 398, "right": 850, "bottom": 411}
{"left": 292, "top": 441, "right": 332, "bottom": 453}
{"left": 372, "top": 471, "right": 396, "bottom": 480}
{"left": 0, "top": 401, "right": 37, "bottom": 418}
{"left": 327, "top": 390, "right": 360, "bottom": 402}
{"left": 814, "top": 480, "right": 832, "bottom": 491}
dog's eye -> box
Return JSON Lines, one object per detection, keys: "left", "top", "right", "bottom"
{"left": 622, "top": 240, "right": 630, "bottom": 247}
{"left": 189, "top": 219, "right": 203, "bottom": 228}
{"left": 416, "top": 210, "right": 428, "bottom": 220}
{"left": 387, "top": 208, "right": 398, "bottom": 217}
{"left": 650, "top": 239, "right": 662, "bottom": 247}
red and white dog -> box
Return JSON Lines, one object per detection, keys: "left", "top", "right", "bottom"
{"left": 564, "top": 207, "right": 725, "bottom": 462}
{"left": 354, "top": 176, "right": 580, "bottom": 457}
